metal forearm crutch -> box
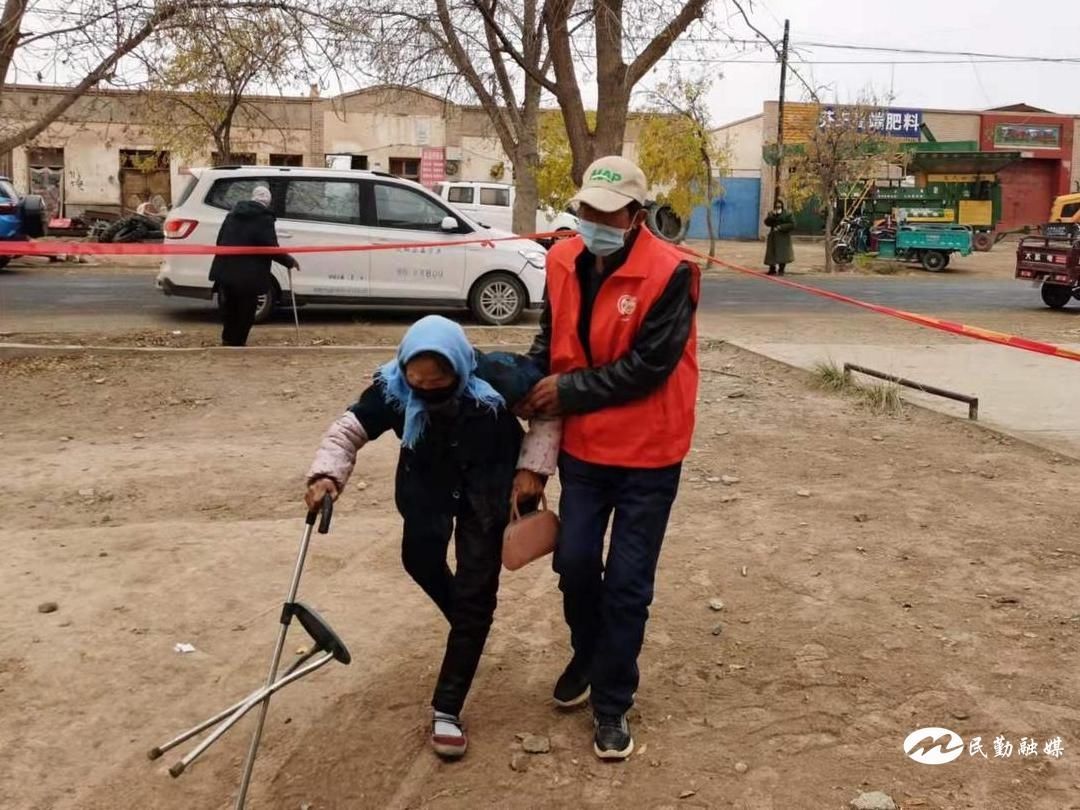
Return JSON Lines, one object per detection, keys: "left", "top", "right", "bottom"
{"left": 148, "top": 495, "right": 350, "bottom": 810}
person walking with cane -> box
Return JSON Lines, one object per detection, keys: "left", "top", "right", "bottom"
{"left": 209, "top": 185, "right": 299, "bottom": 346}
{"left": 519, "top": 156, "right": 699, "bottom": 760}
{"left": 763, "top": 198, "right": 795, "bottom": 275}
{"left": 304, "top": 315, "right": 559, "bottom": 759}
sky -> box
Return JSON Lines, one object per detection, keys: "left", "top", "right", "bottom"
{"left": 631, "top": 0, "right": 1080, "bottom": 126}
{"left": 10, "top": 0, "right": 1080, "bottom": 130}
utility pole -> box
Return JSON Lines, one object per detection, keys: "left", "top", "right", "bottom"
{"left": 774, "top": 18, "right": 790, "bottom": 205}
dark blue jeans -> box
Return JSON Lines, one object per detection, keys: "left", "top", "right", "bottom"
{"left": 554, "top": 452, "right": 681, "bottom": 717}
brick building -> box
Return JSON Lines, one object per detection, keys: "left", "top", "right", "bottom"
{"left": 709, "top": 101, "right": 1080, "bottom": 238}
{"left": 0, "top": 83, "right": 644, "bottom": 218}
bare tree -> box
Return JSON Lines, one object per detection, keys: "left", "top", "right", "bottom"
{"left": 361, "top": 0, "right": 555, "bottom": 234}
{"left": 0, "top": 1, "right": 353, "bottom": 156}
{"left": 643, "top": 74, "right": 728, "bottom": 257}
{"left": 785, "top": 100, "right": 903, "bottom": 272}
{"left": 140, "top": 8, "right": 294, "bottom": 165}
{"left": 478, "top": 0, "right": 713, "bottom": 184}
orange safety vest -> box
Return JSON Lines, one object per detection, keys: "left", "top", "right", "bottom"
{"left": 547, "top": 227, "right": 699, "bottom": 468}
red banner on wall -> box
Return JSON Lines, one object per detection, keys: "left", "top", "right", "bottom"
{"left": 419, "top": 147, "right": 446, "bottom": 188}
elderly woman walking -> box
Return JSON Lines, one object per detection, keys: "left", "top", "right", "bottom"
{"left": 763, "top": 199, "right": 795, "bottom": 276}
{"left": 209, "top": 185, "right": 299, "bottom": 347}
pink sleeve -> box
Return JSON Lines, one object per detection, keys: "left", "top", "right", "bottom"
{"left": 517, "top": 417, "right": 562, "bottom": 476}
{"left": 306, "top": 412, "right": 368, "bottom": 489}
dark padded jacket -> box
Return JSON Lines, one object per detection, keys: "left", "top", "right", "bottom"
{"left": 526, "top": 228, "right": 697, "bottom": 414}
{"left": 208, "top": 200, "right": 296, "bottom": 294}
{"left": 349, "top": 351, "right": 543, "bottom": 533}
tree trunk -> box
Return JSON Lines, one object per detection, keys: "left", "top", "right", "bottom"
{"left": 512, "top": 149, "right": 540, "bottom": 235}
{"left": 703, "top": 152, "right": 716, "bottom": 258}
{"left": 0, "top": 0, "right": 26, "bottom": 92}
{"left": 824, "top": 201, "right": 835, "bottom": 273}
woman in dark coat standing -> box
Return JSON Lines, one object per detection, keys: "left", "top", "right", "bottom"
{"left": 209, "top": 185, "right": 298, "bottom": 346}
{"left": 763, "top": 199, "right": 796, "bottom": 276}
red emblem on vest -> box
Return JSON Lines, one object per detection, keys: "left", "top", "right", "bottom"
{"left": 617, "top": 294, "right": 637, "bottom": 316}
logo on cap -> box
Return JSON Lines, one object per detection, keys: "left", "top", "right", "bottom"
{"left": 590, "top": 168, "right": 623, "bottom": 183}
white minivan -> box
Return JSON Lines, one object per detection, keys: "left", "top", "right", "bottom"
{"left": 432, "top": 181, "right": 579, "bottom": 238}
{"left": 155, "top": 167, "right": 549, "bottom": 325}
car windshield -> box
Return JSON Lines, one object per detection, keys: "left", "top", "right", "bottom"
{"left": 0, "top": 179, "right": 18, "bottom": 202}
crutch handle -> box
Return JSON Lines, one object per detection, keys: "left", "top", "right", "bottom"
{"left": 306, "top": 492, "right": 333, "bottom": 533}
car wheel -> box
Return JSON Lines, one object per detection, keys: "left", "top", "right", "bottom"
{"left": 1040, "top": 282, "right": 1073, "bottom": 310}
{"left": 972, "top": 231, "right": 994, "bottom": 252}
{"left": 0, "top": 256, "right": 10, "bottom": 270}
{"left": 18, "top": 195, "right": 47, "bottom": 238}
{"left": 253, "top": 288, "right": 275, "bottom": 323}
{"left": 217, "top": 286, "right": 277, "bottom": 323}
{"left": 469, "top": 273, "right": 526, "bottom": 325}
{"left": 921, "top": 250, "right": 947, "bottom": 272}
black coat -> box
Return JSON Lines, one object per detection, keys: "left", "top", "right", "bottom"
{"left": 348, "top": 351, "right": 543, "bottom": 534}
{"left": 208, "top": 200, "right": 296, "bottom": 294}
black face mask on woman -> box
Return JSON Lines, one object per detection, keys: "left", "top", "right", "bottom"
{"left": 410, "top": 382, "right": 461, "bottom": 416}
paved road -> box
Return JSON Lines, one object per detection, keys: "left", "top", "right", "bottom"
{"left": 0, "top": 268, "right": 1049, "bottom": 321}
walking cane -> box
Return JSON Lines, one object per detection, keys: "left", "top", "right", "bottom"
{"left": 287, "top": 265, "right": 301, "bottom": 346}
{"left": 148, "top": 495, "right": 350, "bottom": 810}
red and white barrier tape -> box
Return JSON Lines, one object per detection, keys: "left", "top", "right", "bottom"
{"left": 680, "top": 245, "right": 1080, "bottom": 364}
{"left": 3, "top": 232, "right": 1078, "bottom": 363}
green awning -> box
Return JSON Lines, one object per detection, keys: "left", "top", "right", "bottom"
{"left": 905, "top": 151, "right": 1022, "bottom": 175}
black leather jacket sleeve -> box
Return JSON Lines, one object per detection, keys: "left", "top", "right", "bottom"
{"left": 542, "top": 262, "right": 695, "bottom": 414}
{"left": 526, "top": 299, "right": 553, "bottom": 374}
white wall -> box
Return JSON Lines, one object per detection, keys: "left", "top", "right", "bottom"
{"left": 712, "top": 115, "right": 763, "bottom": 178}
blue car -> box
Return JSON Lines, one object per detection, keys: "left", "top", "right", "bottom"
{"left": 0, "top": 176, "right": 47, "bottom": 268}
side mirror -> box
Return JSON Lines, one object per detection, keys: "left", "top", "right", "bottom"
{"left": 441, "top": 216, "right": 459, "bottom": 231}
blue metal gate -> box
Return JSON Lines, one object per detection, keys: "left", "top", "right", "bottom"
{"left": 687, "top": 177, "right": 762, "bottom": 240}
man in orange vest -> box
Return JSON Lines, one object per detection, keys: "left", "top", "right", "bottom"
{"left": 521, "top": 156, "right": 699, "bottom": 760}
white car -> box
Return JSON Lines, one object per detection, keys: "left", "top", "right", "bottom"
{"left": 155, "top": 166, "right": 548, "bottom": 325}
{"left": 432, "top": 181, "right": 579, "bottom": 239}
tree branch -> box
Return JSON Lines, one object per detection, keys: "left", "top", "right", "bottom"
{"left": 626, "top": 0, "right": 707, "bottom": 87}
{"left": 468, "top": 0, "right": 559, "bottom": 95}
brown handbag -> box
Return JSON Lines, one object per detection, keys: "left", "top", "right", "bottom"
{"left": 502, "top": 493, "right": 560, "bottom": 571}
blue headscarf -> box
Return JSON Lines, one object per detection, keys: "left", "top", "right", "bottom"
{"left": 377, "top": 315, "right": 505, "bottom": 448}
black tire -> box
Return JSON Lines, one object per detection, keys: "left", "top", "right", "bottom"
{"left": 831, "top": 243, "right": 854, "bottom": 265}
{"left": 97, "top": 219, "right": 127, "bottom": 243}
{"left": 469, "top": 272, "right": 527, "bottom": 325}
{"left": 646, "top": 203, "right": 687, "bottom": 244}
{"left": 941, "top": 254, "right": 951, "bottom": 269}
{"left": 19, "top": 195, "right": 47, "bottom": 238}
{"left": 113, "top": 221, "right": 149, "bottom": 243}
{"left": 921, "top": 250, "right": 947, "bottom": 272}
{"left": 1040, "top": 282, "right": 1074, "bottom": 310}
{"left": 253, "top": 289, "right": 275, "bottom": 323}
{"left": 973, "top": 231, "right": 993, "bottom": 252}
{"left": 0, "top": 256, "right": 10, "bottom": 270}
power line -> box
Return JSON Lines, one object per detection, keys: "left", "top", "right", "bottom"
{"left": 797, "top": 39, "right": 1080, "bottom": 63}
{"left": 668, "top": 35, "right": 1080, "bottom": 65}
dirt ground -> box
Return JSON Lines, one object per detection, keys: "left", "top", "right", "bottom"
{"left": 2, "top": 342, "right": 1079, "bottom": 810}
